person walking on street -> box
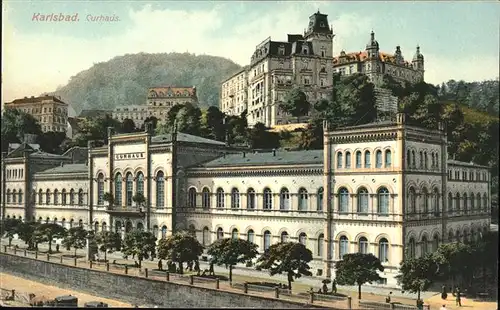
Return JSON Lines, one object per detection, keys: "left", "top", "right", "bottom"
{"left": 456, "top": 287, "right": 462, "bottom": 307}
{"left": 331, "top": 279, "right": 337, "bottom": 294}
{"left": 158, "top": 259, "right": 163, "bottom": 271}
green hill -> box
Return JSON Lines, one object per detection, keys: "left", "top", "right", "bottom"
{"left": 51, "top": 52, "right": 242, "bottom": 116}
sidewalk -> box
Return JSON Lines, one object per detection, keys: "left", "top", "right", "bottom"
{"left": 2, "top": 237, "right": 436, "bottom": 301}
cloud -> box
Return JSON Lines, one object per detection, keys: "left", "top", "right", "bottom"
{"left": 1, "top": 3, "right": 498, "bottom": 106}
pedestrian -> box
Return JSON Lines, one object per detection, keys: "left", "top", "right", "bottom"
{"left": 194, "top": 260, "right": 200, "bottom": 275}
{"left": 331, "top": 279, "right": 337, "bottom": 294}
{"left": 440, "top": 305, "right": 447, "bottom": 310}
{"left": 209, "top": 262, "right": 214, "bottom": 276}
{"left": 322, "top": 283, "right": 328, "bottom": 294}
{"left": 456, "top": 287, "right": 462, "bottom": 307}
{"left": 158, "top": 259, "right": 163, "bottom": 271}
{"left": 386, "top": 291, "right": 392, "bottom": 303}
{"left": 55, "top": 244, "right": 60, "bottom": 252}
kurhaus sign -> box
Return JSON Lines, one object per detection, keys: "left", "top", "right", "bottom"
{"left": 114, "top": 152, "right": 145, "bottom": 160}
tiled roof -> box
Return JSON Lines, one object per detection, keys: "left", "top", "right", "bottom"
{"left": 200, "top": 149, "right": 324, "bottom": 168}
{"left": 30, "top": 151, "right": 70, "bottom": 159}
{"left": 151, "top": 132, "right": 226, "bottom": 146}
{"left": 148, "top": 86, "right": 196, "bottom": 98}
{"left": 9, "top": 95, "right": 67, "bottom": 105}
{"left": 37, "top": 163, "right": 88, "bottom": 175}
{"left": 447, "top": 160, "right": 489, "bottom": 169}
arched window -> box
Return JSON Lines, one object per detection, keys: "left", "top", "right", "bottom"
{"left": 126, "top": 173, "right": 133, "bottom": 206}
{"left": 281, "top": 231, "right": 289, "bottom": 243}
{"left": 69, "top": 219, "right": 74, "bottom": 228}
{"left": 317, "top": 234, "right": 324, "bottom": 257}
{"left": 359, "top": 237, "right": 368, "bottom": 254}
{"left": 247, "top": 229, "right": 255, "bottom": 243}
{"left": 411, "top": 150, "right": 416, "bottom": 168}
{"left": 188, "top": 224, "right": 196, "bottom": 236}
{"left": 12, "top": 190, "right": 17, "bottom": 204}
{"left": 317, "top": 187, "right": 324, "bottom": 211}
{"left": 217, "top": 227, "right": 224, "bottom": 239}
{"left": 419, "top": 151, "right": 424, "bottom": 169}
{"left": 298, "top": 188, "right": 308, "bottom": 211}
{"left": 280, "top": 188, "right": 290, "bottom": 210}
{"left": 79, "top": 219, "right": 84, "bottom": 228}
{"left": 263, "top": 231, "right": 271, "bottom": 251}
{"left": 338, "top": 187, "right": 349, "bottom": 213}
{"left": 202, "top": 188, "right": 210, "bottom": 209}
{"left": 447, "top": 193, "right": 453, "bottom": 213}
{"left": 448, "top": 230, "right": 453, "bottom": 242}
{"left": 432, "top": 235, "right": 439, "bottom": 252}
{"left": 231, "top": 188, "right": 240, "bottom": 209}
{"left": 421, "top": 236, "right": 428, "bottom": 255}
{"left": 463, "top": 230, "right": 469, "bottom": 243}
{"left": 431, "top": 153, "right": 435, "bottom": 168}
{"left": 216, "top": 188, "right": 225, "bottom": 208}
{"left": 202, "top": 227, "right": 210, "bottom": 245}
{"left": 263, "top": 188, "right": 272, "bottom": 209}
{"left": 38, "top": 189, "right": 43, "bottom": 204}
{"left": 345, "top": 152, "right": 351, "bottom": 168}
{"left": 46, "top": 189, "right": 51, "bottom": 204}
{"left": 339, "top": 236, "right": 349, "bottom": 259}
{"left": 432, "top": 189, "right": 439, "bottom": 214}
{"left": 137, "top": 222, "right": 144, "bottom": 231}
{"left": 53, "top": 190, "right": 58, "bottom": 205}
{"left": 102, "top": 222, "right": 107, "bottom": 232}
{"left": 231, "top": 228, "right": 239, "bottom": 240}
{"left": 114, "top": 174, "right": 122, "bottom": 206}
{"left": 247, "top": 188, "right": 256, "bottom": 209}
{"left": 61, "top": 189, "right": 67, "bottom": 205}
{"left": 385, "top": 150, "right": 392, "bottom": 167}
{"left": 161, "top": 225, "right": 167, "bottom": 239}
{"left": 299, "top": 233, "right": 307, "bottom": 245}
{"left": 18, "top": 190, "right": 23, "bottom": 204}
{"left": 435, "top": 153, "right": 439, "bottom": 168}
{"left": 377, "top": 187, "right": 390, "bottom": 215}
{"left": 6, "top": 190, "right": 10, "bottom": 203}
{"left": 470, "top": 193, "right": 475, "bottom": 211}
{"left": 463, "top": 193, "right": 468, "bottom": 213}
{"left": 422, "top": 188, "right": 429, "bottom": 214}
{"left": 364, "top": 151, "right": 371, "bottom": 168}
{"left": 476, "top": 193, "right": 481, "bottom": 212}
{"left": 408, "top": 187, "right": 416, "bottom": 214}
{"left": 94, "top": 222, "right": 99, "bottom": 233}
{"left": 455, "top": 193, "right": 461, "bottom": 211}
{"left": 379, "top": 238, "right": 389, "bottom": 262}
{"left": 424, "top": 152, "right": 428, "bottom": 169}
{"left": 408, "top": 238, "right": 416, "bottom": 258}
{"left": 357, "top": 187, "right": 368, "bottom": 213}
{"left": 78, "top": 189, "right": 84, "bottom": 206}
{"left": 355, "top": 151, "right": 362, "bottom": 168}
{"left": 455, "top": 230, "right": 460, "bottom": 242}
{"left": 483, "top": 193, "right": 488, "bottom": 211}
{"left": 337, "top": 152, "right": 343, "bottom": 168}
{"left": 406, "top": 149, "right": 411, "bottom": 168}
{"left": 61, "top": 218, "right": 66, "bottom": 229}
{"left": 188, "top": 188, "right": 197, "bottom": 208}
{"left": 156, "top": 171, "right": 165, "bottom": 208}
{"left": 136, "top": 172, "right": 144, "bottom": 195}
{"left": 375, "top": 150, "right": 383, "bottom": 168}
{"left": 97, "top": 174, "right": 104, "bottom": 205}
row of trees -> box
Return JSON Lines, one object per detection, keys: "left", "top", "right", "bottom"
{"left": 2, "top": 217, "right": 497, "bottom": 302}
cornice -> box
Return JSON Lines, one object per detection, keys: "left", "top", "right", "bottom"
{"left": 328, "top": 131, "right": 397, "bottom": 144}
{"left": 187, "top": 165, "right": 323, "bottom": 178}
{"left": 33, "top": 173, "right": 88, "bottom": 181}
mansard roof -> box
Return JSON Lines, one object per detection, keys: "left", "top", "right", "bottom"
{"left": 200, "top": 149, "right": 324, "bottom": 168}
{"left": 36, "top": 163, "right": 88, "bottom": 175}
{"left": 151, "top": 132, "right": 226, "bottom": 146}
{"left": 333, "top": 51, "right": 412, "bottom": 67}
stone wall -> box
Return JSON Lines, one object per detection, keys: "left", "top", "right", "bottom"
{"left": 0, "top": 253, "right": 326, "bottom": 309}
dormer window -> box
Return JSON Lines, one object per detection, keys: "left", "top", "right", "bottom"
{"left": 320, "top": 22, "right": 325, "bottom": 27}
{"left": 279, "top": 47, "right": 285, "bottom": 56}
{"left": 303, "top": 46, "right": 309, "bottom": 55}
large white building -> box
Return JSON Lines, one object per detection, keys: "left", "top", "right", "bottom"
{"left": 1, "top": 114, "right": 491, "bottom": 286}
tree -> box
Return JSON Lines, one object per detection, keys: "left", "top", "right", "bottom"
{"left": 2, "top": 218, "right": 21, "bottom": 246}
{"left": 17, "top": 221, "right": 38, "bottom": 250}
{"left": 36, "top": 131, "right": 67, "bottom": 154}
{"left": 103, "top": 192, "right": 114, "bottom": 207}
{"left": 121, "top": 118, "right": 137, "bottom": 133}
{"left": 121, "top": 229, "right": 156, "bottom": 268}
{"left": 334, "top": 253, "right": 384, "bottom": 299}
{"left": 176, "top": 104, "right": 202, "bottom": 136}
{"left": 396, "top": 254, "right": 439, "bottom": 301}
{"left": 247, "top": 122, "right": 280, "bottom": 149}
{"left": 201, "top": 106, "right": 226, "bottom": 141}
{"left": 132, "top": 192, "right": 146, "bottom": 210}
{"left": 94, "top": 231, "right": 122, "bottom": 262}
{"left": 157, "top": 231, "right": 204, "bottom": 274}
{"left": 61, "top": 226, "right": 88, "bottom": 257}
{"left": 207, "top": 238, "right": 258, "bottom": 283}
{"left": 1, "top": 109, "right": 43, "bottom": 152}
{"left": 432, "top": 242, "right": 474, "bottom": 289}
{"left": 33, "top": 223, "right": 67, "bottom": 253}
{"left": 140, "top": 116, "right": 159, "bottom": 131}
{"left": 255, "top": 242, "right": 312, "bottom": 291}
{"left": 280, "top": 87, "right": 310, "bottom": 123}
{"left": 74, "top": 114, "right": 121, "bottom": 147}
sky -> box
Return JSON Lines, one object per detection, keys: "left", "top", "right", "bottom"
{"left": 2, "top": 1, "right": 499, "bottom": 105}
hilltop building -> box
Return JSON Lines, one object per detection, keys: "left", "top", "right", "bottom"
{"left": 220, "top": 11, "right": 425, "bottom": 128}
{"left": 112, "top": 86, "right": 198, "bottom": 128}
{"left": 1, "top": 113, "right": 491, "bottom": 286}
{"left": 4, "top": 95, "right": 69, "bottom": 134}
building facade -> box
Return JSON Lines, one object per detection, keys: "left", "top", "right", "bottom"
{"left": 332, "top": 31, "right": 425, "bottom": 85}
{"left": 4, "top": 95, "right": 69, "bottom": 133}
{"left": 112, "top": 86, "right": 199, "bottom": 128}
{"left": 1, "top": 115, "right": 491, "bottom": 286}
{"left": 220, "top": 67, "right": 248, "bottom": 117}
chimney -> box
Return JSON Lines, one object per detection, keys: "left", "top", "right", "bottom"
{"left": 272, "top": 149, "right": 276, "bottom": 156}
